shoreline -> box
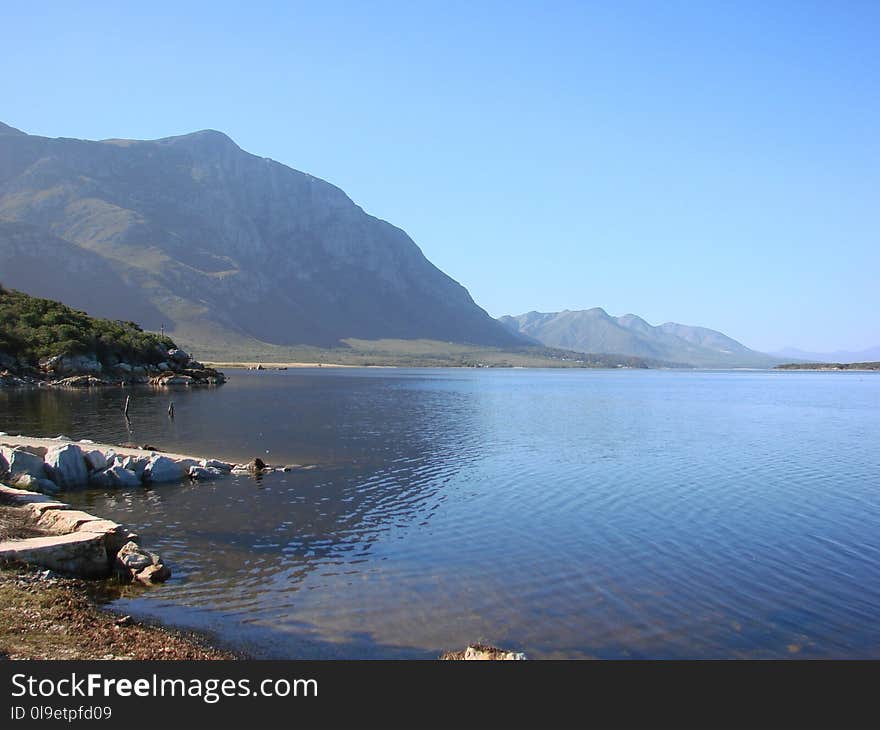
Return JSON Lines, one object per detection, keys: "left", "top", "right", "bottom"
{"left": 0, "top": 433, "right": 514, "bottom": 661}
{"left": 0, "top": 561, "right": 235, "bottom": 660}
{"left": 0, "top": 434, "right": 248, "bottom": 660}
{"left": 204, "top": 361, "right": 395, "bottom": 369}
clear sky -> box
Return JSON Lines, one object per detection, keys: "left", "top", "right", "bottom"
{"left": 3, "top": 1, "right": 878, "bottom": 352}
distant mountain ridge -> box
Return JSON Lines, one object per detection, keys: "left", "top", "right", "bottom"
{"left": 498, "top": 308, "right": 780, "bottom": 368}
{"left": 771, "top": 345, "right": 880, "bottom": 364}
{"left": 0, "top": 121, "right": 522, "bottom": 353}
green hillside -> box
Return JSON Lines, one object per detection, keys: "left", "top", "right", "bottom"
{"left": 0, "top": 285, "right": 176, "bottom": 368}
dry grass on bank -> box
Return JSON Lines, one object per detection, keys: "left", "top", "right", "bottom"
{"left": 0, "top": 565, "right": 235, "bottom": 660}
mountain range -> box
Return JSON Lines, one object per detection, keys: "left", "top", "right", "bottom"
{"left": 498, "top": 309, "right": 780, "bottom": 368}
{"left": 770, "top": 346, "right": 880, "bottom": 364}
{"left": 0, "top": 120, "right": 521, "bottom": 354}
{"left": 0, "top": 120, "right": 819, "bottom": 369}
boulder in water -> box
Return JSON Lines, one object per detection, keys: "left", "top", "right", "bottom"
{"left": 44, "top": 444, "right": 89, "bottom": 488}
{"left": 142, "top": 455, "right": 184, "bottom": 483}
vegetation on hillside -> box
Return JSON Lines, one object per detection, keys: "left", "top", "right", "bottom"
{"left": 776, "top": 362, "right": 880, "bottom": 371}
{"left": 0, "top": 285, "right": 175, "bottom": 367}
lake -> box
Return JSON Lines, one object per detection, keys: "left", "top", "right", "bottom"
{"left": 2, "top": 367, "right": 879, "bottom": 658}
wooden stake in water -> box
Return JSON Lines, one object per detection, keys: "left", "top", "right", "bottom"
{"left": 168, "top": 401, "right": 175, "bottom": 419}
{"left": 123, "top": 395, "right": 131, "bottom": 418}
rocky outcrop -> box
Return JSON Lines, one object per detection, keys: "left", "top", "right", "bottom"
{"left": 0, "top": 125, "right": 524, "bottom": 353}
{"left": 1, "top": 435, "right": 303, "bottom": 494}
{"left": 1, "top": 346, "right": 225, "bottom": 390}
{"left": 0, "top": 483, "right": 162, "bottom": 581}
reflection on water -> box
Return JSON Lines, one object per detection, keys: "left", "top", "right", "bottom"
{"left": 3, "top": 368, "right": 880, "bottom": 658}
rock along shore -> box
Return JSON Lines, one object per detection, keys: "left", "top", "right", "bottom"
{"left": 0, "top": 347, "right": 226, "bottom": 389}
{"left": 0, "top": 484, "right": 167, "bottom": 583}
{"left": 0, "top": 433, "right": 302, "bottom": 497}
{"left": 0, "top": 433, "right": 303, "bottom": 580}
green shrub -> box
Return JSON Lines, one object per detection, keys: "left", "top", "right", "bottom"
{"left": 0, "top": 285, "right": 176, "bottom": 367}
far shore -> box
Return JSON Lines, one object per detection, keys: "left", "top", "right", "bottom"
{"left": 204, "top": 361, "right": 383, "bottom": 369}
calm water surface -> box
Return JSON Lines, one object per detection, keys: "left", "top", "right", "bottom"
{"left": 2, "top": 368, "right": 879, "bottom": 658}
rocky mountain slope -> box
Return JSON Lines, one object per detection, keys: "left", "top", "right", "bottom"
{"left": 0, "top": 121, "right": 522, "bottom": 352}
{"left": 498, "top": 308, "right": 780, "bottom": 368}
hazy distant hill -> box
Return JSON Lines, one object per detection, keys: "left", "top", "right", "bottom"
{"left": 498, "top": 308, "right": 780, "bottom": 368}
{"left": 771, "top": 345, "right": 880, "bottom": 364}
{"left": 0, "top": 121, "right": 522, "bottom": 352}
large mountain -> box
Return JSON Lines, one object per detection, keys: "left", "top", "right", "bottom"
{"left": 498, "top": 309, "right": 780, "bottom": 367}
{"left": 0, "top": 121, "right": 521, "bottom": 352}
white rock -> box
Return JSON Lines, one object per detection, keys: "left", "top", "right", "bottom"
{"left": 44, "top": 444, "right": 89, "bottom": 488}
{"left": 84, "top": 449, "right": 108, "bottom": 472}
{"left": 114, "top": 541, "right": 171, "bottom": 583}
{"left": 90, "top": 465, "right": 142, "bottom": 488}
{"left": 201, "top": 458, "right": 233, "bottom": 471}
{"left": 189, "top": 465, "right": 224, "bottom": 480}
{"left": 118, "top": 455, "right": 149, "bottom": 479}
{"left": 112, "top": 466, "right": 142, "bottom": 487}
{"left": 116, "top": 542, "right": 153, "bottom": 571}
{"left": 461, "top": 646, "right": 527, "bottom": 660}
{"left": 1, "top": 447, "right": 47, "bottom": 479}
{"left": 143, "top": 455, "right": 184, "bottom": 483}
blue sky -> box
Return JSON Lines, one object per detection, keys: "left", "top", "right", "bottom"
{"left": 4, "top": 1, "right": 878, "bottom": 352}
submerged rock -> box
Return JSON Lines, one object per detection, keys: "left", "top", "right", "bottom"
{"left": 115, "top": 541, "right": 170, "bottom": 584}
{"left": 189, "top": 465, "right": 224, "bottom": 480}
